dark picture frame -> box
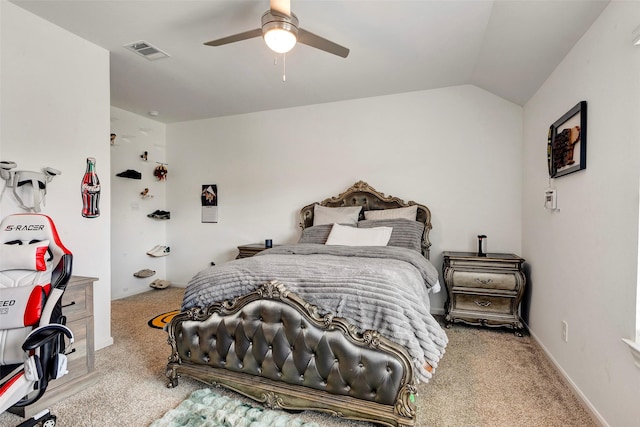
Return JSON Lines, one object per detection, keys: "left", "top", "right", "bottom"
{"left": 548, "top": 101, "right": 587, "bottom": 178}
{"left": 201, "top": 184, "right": 218, "bottom": 223}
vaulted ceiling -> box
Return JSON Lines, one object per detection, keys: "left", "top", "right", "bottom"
{"left": 11, "top": 0, "right": 609, "bottom": 123}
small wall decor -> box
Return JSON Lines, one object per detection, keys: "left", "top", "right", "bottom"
{"left": 81, "top": 157, "right": 100, "bottom": 218}
{"left": 140, "top": 151, "right": 148, "bottom": 161}
{"left": 0, "top": 161, "right": 61, "bottom": 213}
{"left": 201, "top": 184, "right": 218, "bottom": 223}
{"left": 154, "top": 163, "right": 168, "bottom": 181}
{"left": 140, "top": 188, "right": 153, "bottom": 199}
{"left": 548, "top": 101, "right": 587, "bottom": 178}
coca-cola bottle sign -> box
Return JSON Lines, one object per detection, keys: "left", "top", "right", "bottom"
{"left": 81, "top": 157, "right": 100, "bottom": 218}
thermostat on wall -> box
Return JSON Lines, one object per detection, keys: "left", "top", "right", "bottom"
{"left": 544, "top": 188, "right": 557, "bottom": 210}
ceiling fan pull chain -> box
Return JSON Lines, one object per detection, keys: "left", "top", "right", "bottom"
{"left": 282, "top": 53, "right": 286, "bottom": 82}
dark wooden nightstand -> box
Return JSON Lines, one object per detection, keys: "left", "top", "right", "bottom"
{"left": 442, "top": 251, "right": 526, "bottom": 336}
{"left": 236, "top": 243, "right": 278, "bottom": 259}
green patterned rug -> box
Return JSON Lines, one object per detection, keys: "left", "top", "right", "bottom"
{"left": 151, "top": 389, "right": 319, "bottom": 427}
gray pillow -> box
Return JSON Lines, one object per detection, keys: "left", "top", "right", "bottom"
{"left": 313, "top": 204, "right": 362, "bottom": 226}
{"left": 299, "top": 224, "right": 354, "bottom": 244}
{"left": 357, "top": 219, "right": 424, "bottom": 253}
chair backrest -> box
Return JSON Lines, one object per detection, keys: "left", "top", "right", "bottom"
{"left": 0, "top": 214, "right": 72, "bottom": 365}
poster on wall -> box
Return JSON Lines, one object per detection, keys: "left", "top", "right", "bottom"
{"left": 547, "top": 101, "right": 587, "bottom": 178}
{"left": 201, "top": 184, "right": 218, "bottom": 223}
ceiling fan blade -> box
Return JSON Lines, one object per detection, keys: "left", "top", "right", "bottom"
{"left": 270, "top": 0, "right": 291, "bottom": 17}
{"left": 298, "top": 28, "right": 349, "bottom": 58}
{"left": 204, "top": 28, "right": 262, "bottom": 47}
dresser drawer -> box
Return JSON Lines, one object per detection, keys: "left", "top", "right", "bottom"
{"left": 52, "top": 317, "right": 91, "bottom": 387}
{"left": 453, "top": 293, "right": 513, "bottom": 315}
{"left": 452, "top": 271, "right": 517, "bottom": 291}
{"left": 62, "top": 279, "right": 93, "bottom": 322}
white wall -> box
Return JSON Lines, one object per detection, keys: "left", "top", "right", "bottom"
{"left": 166, "top": 85, "right": 524, "bottom": 313}
{"left": 110, "top": 107, "right": 167, "bottom": 299}
{"left": 523, "top": 2, "right": 640, "bottom": 426}
{"left": 0, "top": 2, "right": 113, "bottom": 350}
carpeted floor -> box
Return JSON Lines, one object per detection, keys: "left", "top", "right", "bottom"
{"left": 0, "top": 287, "right": 597, "bottom": 427}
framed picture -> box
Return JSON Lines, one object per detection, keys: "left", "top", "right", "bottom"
{"left": 201, "top": 184, "right": 218, "bottom": 223}
{"left": 548, "top": 101, "right": 587, "bottom": 178}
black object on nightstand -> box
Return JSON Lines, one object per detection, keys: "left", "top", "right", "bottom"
{"left": 442, "top": 251, "right": 526, "bottom": 336}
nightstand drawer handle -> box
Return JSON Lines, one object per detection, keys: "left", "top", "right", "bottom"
{"left": 475, "top": 278, "right": 493, "bottom": 285}
{"left": 474, "top": 300, "right": 492, "bottom": 307}
{"left": 62, "top": 301, "right": 76, "bottom": 309}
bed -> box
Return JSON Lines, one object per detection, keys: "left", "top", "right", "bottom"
{"left": 165, "top": 181, "right": 448, "bottom": 427}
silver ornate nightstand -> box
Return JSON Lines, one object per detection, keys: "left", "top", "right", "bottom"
{"left": 442, "top": 251, "right": 526, "bottom": 336}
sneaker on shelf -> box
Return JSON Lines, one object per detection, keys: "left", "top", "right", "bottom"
{"left": 147, "top": 210, "right": 170, "bottom": 220}
{"left": 146, "top": 245, "right": 162, "bottom": 256}
{"left": 150, "top": 279, "right": 171, "bottom": 289}
{"left": 116, "top": 169, "right": 142, "bottom": 179}
{"left": 133, "top": 269, "right": 156, "bottom": 278}
{"left": 148, "top": 245, "right": 170, "bottom": 257}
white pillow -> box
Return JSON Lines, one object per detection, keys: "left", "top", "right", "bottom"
{"left": 364, "top": 205, "right": 418, "bottom": 221}
{"left": 313, "top": 205, "right": 362, "bottom": 226}
{"left": 325, "top": 223, "right": 392, "bottom": 246}
{"left": 0, "top": 240, "right": 49, "bottom": 271}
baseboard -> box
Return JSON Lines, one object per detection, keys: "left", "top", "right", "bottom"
{"left": 525, "top": 323, "right": 609, "bottom": 427}
{"left": 95, "top": 336, "right": 114, "bottom": 350}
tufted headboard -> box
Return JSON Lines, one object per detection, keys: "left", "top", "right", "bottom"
{"left": 299, "top": 181, "right": 432, "bottom": 259}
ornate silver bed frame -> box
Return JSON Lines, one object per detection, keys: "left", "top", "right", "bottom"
{"left": 165, "top": 181, "right": 433, "bottom": 427}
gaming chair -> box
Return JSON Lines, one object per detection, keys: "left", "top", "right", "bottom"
{"left": 0, "top": 214, "right": 74, "bottom": 427}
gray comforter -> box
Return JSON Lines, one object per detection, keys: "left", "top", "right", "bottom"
{"left": 182, "top": 243, "right": 448, "bottom": 382}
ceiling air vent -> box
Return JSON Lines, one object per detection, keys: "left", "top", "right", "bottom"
{"left": 124, "top": 41, "right": 170, "bottom": 61}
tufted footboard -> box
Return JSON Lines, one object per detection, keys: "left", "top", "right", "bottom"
{"left": 165, "top": 280, "right": 417, "bottom": 427}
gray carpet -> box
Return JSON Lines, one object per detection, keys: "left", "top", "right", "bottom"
{"left": 0, "top": 287, "right": 597, "bottom": 427}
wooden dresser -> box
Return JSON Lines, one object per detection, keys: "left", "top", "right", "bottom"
{"left": 10, "top": 275, "right": 100, "bottom": 418}
{"left": 442, "top": 252, "right": 526, "bottom": 336}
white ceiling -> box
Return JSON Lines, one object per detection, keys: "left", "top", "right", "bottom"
{"left": 11, "top": 0, "right": 609, "bottom": 124}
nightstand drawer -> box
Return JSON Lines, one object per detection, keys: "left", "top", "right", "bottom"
{"left": 452, "top": 271, "right": 517, "bottom": 291}
{"left": 453, "top": 293, "right": 512, "bottom": 315}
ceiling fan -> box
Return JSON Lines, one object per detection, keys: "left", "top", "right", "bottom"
{"left": 204, "top": 0, "right": 349, "bottom": 58}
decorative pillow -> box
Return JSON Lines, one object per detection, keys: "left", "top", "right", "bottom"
{"left": 298, "top": 224, "right": 355, "bottom": 244}
{"left": 0, "top": 240, "right": 49, "bottom": 271}
{"left": 325, "top": 223, "right": 392, "bottom": 246}
{"left": 313, "top": 205, "right": 362, "bottom": 226}
{"left": 364, "top": 205, "right": 418, "bottom": 221}
{"left": 358, "top": 219, "right": 424, "bottom": 253}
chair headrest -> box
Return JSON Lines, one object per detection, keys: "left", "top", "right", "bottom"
{"left": 0, "top": 214, "right": 71, "bottom": 270}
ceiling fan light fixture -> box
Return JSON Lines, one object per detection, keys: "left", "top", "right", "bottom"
{"left": 264, "top": 28, "right": 297, "bottom": 53}
{"left": 262, "top": 11, "right": 299, "bottom": 54}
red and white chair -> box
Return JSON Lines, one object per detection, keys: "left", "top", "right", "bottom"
{"left": 0, "top": 214, "right": 73, "bottom": 427}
